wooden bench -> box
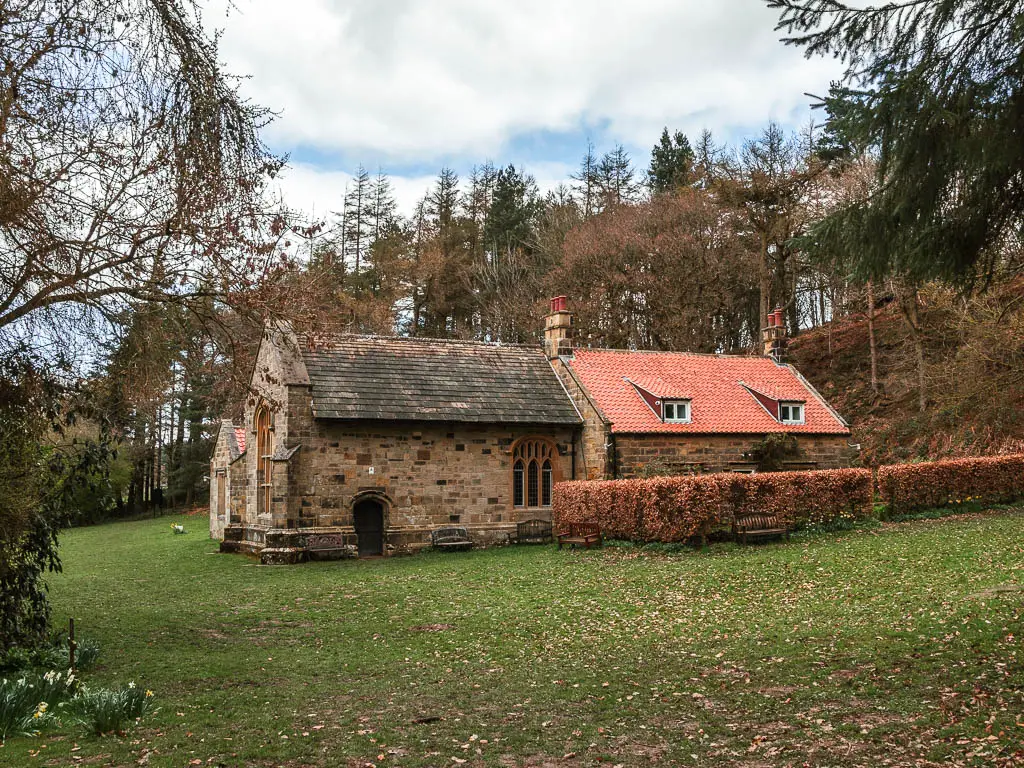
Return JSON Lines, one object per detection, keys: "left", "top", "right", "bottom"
{"left": 556, "top": 522, "right": 602, "bottom": 550}
{"left": 516, "top": 518, "right": 553, "bottom": 545}
{"left": 734, "top": 514, "right": 790, "bottom": 545}
{"left": 431, "top": 526, "right": 472, "bottom": 551}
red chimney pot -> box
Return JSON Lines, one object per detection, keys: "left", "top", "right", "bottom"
{"left": 551, "top": 296, "right": 567, "bottom": 313}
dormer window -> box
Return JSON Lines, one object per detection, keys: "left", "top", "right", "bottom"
{"left": 662, "top": 400, "right": 691, "bottom": 423}
{"left": 779, "top": 402, "right": 804, "bottom": 425}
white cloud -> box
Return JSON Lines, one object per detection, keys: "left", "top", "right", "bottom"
{"left": 208, "top": 0, "right": 841, "bottom": 159}
{"left": 205, "top": 0, "right": 843, "bottom": 217}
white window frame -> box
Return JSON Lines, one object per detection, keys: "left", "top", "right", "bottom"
{"left": 779, "top": 402, "right": 805, "bottom": 425}
{"left": 662, "top": 399, "right": 691, "bottom": 424}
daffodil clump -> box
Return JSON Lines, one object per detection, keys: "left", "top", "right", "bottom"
{"left": 0, "top": 670, "right": 76, "bottom": 741}
{"left": 70, "top": 682, "right": 155, "bottom": 736}
{"left": 0, "top": 669, "right": 153, "bottom": 742}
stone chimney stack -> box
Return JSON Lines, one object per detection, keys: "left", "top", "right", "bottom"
{"left": 544, "top": 296, "right": 574, "bottom": 359}
{"left": 763, "top": 307, "right": 788, "bottom": 363}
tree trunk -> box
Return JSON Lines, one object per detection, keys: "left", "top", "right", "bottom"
{"left": 758, "top": 233, "right": 771, "bottom": 342}
{"left": 896, "top": 283, "right": 927, "bottom": 413}
{"left": 173, "top": 380, "right": 186, "bottom": 507}
{"left": 867, "top": 280, "right": 879, "bottom": 397}
{"left": 154, "top": 405, "right": 162, "bottom": 492}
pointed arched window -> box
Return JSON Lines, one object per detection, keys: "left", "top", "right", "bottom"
{"left": 513, "top": 460, "right": 525, "bottom": 508}
{"left": 541, "top": 459, "right": 553, "bottom": 507}
{"left": 255, "top": 405, "right": 273, "bottom": 516}
{"left": 512, "top": 438, "right": 558, "bottom": 508}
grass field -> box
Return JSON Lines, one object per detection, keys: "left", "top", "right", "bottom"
{"left": 1, "top": 509, "right": 1022, "bottom": 767}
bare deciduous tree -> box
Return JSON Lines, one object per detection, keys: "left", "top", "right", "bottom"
{"left": 0, "top": 0, "right": 286, "bottom": 348}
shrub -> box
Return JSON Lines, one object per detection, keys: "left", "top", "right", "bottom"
{"left": 0, "top": 635, "right": 100, "bottom": 674}
{"left": 70, "top": 684, "right": 153, "bottom": 736}
{"left": 878, "top": 454, "right": 1024, "bottom": 514}
{"left": 554, "top": 468, "right": 874, "bottom": 544}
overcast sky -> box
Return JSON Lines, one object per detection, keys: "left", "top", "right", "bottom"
{"left": 204, "top": 0, "right": 843, "bottom": 219}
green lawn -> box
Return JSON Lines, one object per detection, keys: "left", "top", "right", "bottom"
{"left": 2, "top": 510, "right": 1022, "bottom": 767}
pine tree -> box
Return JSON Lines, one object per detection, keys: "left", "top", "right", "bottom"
{"left": 693, "top": 129, "right": 724, "bottom": 188}
{"left": 727, "top": 122, "right": 820, "bottom": 335}
{"left": 482, "top": 165, "right": 540, "bottom": 261}
{"left": 647, "top": 128, "right": 695, "bottom": 194}
{"left": 369, "top": 169, "right": 397, "bottom": 241}
{"left": 465, "top": 162, "right": 498, "bottom": 271}
{"left": 465, "top": 162, "right": 498, "bottom": 227}
{"left": 597, "top": 144, "right": 641, "bottom": 208}
{"left": 570, "top": 141, "right": 601, "bottom": 218}
{"left": 343, "top": 166, "right": 373, "bottom": 275}
{"left": 427, "top": 167, "right": 461, "bottom": 232}
{"left": 417, "top": 168, "right": 476, "bottom": 337}
{"left": 478, "top": 165, "right": 543, "bottom": 342}
{"left": 769, "top": 0, "right": 1024, "bottom": 285}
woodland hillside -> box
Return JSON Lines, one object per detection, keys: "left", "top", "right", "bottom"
{"left": 791, "top": 277, "right": 1024, "bottom": 465}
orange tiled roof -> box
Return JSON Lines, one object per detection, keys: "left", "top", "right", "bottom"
{"left": 565, "top": 349, "right": 849, "bottom": 435}
{"left": 234, "top": 426, "right": 247, "bottom": 454}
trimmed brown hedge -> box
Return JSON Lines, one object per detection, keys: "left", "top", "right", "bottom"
{"left": 878, "top": 454, "right": 1024, "bottom": 514}
{"left": 553, "top": 468, "right": 874, "bottom": 543}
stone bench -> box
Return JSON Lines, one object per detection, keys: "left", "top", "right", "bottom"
{"left": 517, "top": 518, "right": 553, "bottom": 545}
{"left": 430, "top": 526, "right": 472, "bottom": 551}
{"left": 304, "top": 533, "right": 355, "bottom": 561}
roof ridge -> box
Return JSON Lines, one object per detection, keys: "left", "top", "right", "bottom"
{"left": 574, "top": 347, "right": 767, "bottom": 359}
{"left": 297, "top": 333, "right": 543, "bottom": 352}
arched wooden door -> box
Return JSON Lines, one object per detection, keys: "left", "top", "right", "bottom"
{"left": 353, "top": 499, "right": 385, "bottom": 557}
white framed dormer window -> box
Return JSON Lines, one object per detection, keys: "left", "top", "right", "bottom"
{"left": 662, "top": 400, "right": 691, "bottom": 423}
{"left": 779, "top": 402, "right": 805, "bottom": 425}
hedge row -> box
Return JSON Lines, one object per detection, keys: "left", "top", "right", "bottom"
{"left": 878, "top": 454, "right": 1024, "bottom": 514}
{"left": 552, "top": 468, "right": 874, "bottom": 543}
{"left": 553, "top": 454, "right": 1024, "bottom": 543}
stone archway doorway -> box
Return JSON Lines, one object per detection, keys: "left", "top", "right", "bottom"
{"left": 353, "top": 498, "right": 385, "bottom": 557}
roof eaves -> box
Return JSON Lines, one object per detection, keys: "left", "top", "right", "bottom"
{"left": 547, "top": 359, "right": 585, "bottom": 426}
{"left": 558, "top": 355, "right": 612, "bottom": 425}
{"left": 788, "top": 366, "right": 851, "bottom": 431}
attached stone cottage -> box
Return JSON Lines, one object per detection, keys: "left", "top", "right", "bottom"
{"left": 543, "top": 302, "right": 853, "bottom": 478}
{"left": 211, "top": 299, "right": 853, "bottom": 562}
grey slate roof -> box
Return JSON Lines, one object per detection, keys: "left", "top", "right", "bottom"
{"left": 299, "top": 336, "right": 582, "bottom": 425}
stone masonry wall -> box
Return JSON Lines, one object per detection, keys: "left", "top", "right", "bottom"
{"left": 228, "top": 457, "right": 247, "bottom": 530}
{"left": 279, "top": 382, "right": 577, "bottom": 548}
{"left": 613, "top": 433, "right": 855, "bottom": 478}
{"left": 550, "top": 357, "right": 610, "bottom": 480}
{"left": 209, "top": 425, "right": 233, "bottom": 539}
{"left": 210, "top": 423, "right": 250, "bottom": 540}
